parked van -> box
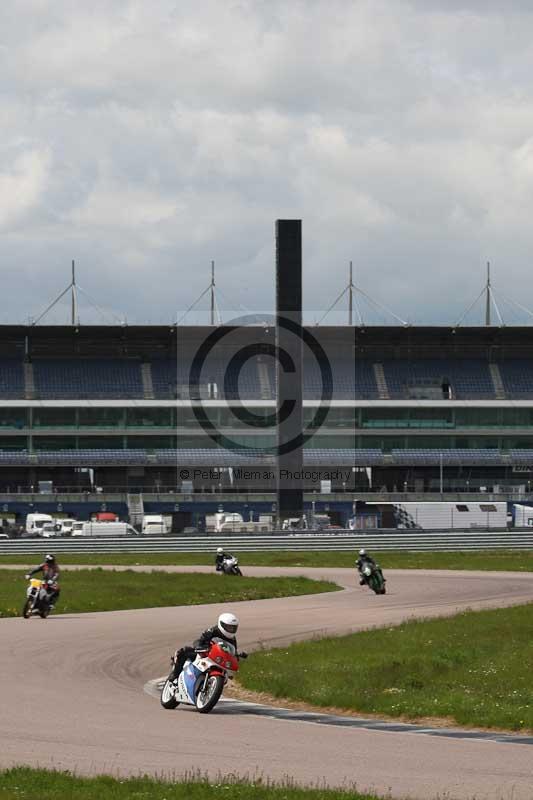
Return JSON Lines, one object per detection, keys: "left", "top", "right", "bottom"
{"left": 71, "top": 522, "right": 139, "bottom": 537}
{"left": 42, "top": 522, "right": 59, "bottom": 538}
{"left": 142, "top": 514, "right": 169, "bottom": 535}
{"left": 25, "top": 513, "right": 54, "bottom": 536}
{"left": 58, "top": 519, "right": 76, "bottom": 536}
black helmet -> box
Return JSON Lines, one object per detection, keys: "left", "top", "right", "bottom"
{"left": 45, "top": 554, "right": 55, "bottom": 563}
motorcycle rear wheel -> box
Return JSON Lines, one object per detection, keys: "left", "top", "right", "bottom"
{"left": 195, "top": 673, "right": 224, "bottom": 714}
{"left": 160, "top": 677, "right": 179, "bottom": 709}
{"left": 39, "top": 606, "right": 50, "bottom": 619}
{"left": 22, "top": 598, "right": 32, "bottom": 619}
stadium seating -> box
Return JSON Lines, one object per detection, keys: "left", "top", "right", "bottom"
{"left": 150, "top": 359, "right": 177, "bottom": 398}
{"left": 383, "top": 359, "right": 495, "bottom": 399}
{"left": 7, "top": 355, "right": 533, "bottom": 400}
{"left": 303, "top": 357, "right": 364, "bottom": 399}
{"left": 509, "top": 449, "right": 533, "bottom": 465}
{"left": 0, "top": 354, "right": 522, "bottom": 401}
{"left": 151, "top": 357, "right": 267, "bottom": 399}
{"left": 0, "top": 447, "right": 367, "bottom": 466}
{"left": 391, "top": 449, "right": 503, "bottom": 465}
{"left": 32, "top": 359, "right": 144, "bottom": 399}
{"left": 0, "top": 449, "right": 30, "bottom": 464}
{"left": 498, "top": 361, "right": 533, "bottom": 398}
{"left": 0, "top": 359, "right": 25, "bottom": 398}
{"left": 4, "top": 447, "right": 533, "bottom": 467}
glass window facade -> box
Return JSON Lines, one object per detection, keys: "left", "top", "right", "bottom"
{"left": 33, "top": 408, "right": 76, "bottom": 427}
{"left": 127, "top": 436, "right": 175, "bottom": 449}
{"left": 0, "top": 436, "right": 27, "bottom": 450}
{"left": 126, "top": 407, "right": 173, "bottom": 427}
{"left": 34, "top": 436, "right": 77, "bottom": 451}
{"left": 77, "top": 436, "right": 125, "bottom": 449}
{"left": 8, "top": 401, "right": 533, "bottom": 453}
{"left": 78, "top": 408, "right": 124, "bottom": 427}
{"left": 0, "top": 408, "right": 28, "bottom": 429}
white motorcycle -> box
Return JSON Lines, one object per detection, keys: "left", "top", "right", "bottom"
{"left": 221, "top": 555, "right": 243, "bottom": 576}
{"left": 22, "top": 577, "right": 57, "bottom": 618}
{"left": 160, "top": 638, "right": 243, "bottom": 714}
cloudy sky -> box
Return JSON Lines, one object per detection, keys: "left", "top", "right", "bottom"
{"left": 2, "top": 0, "right": 533, "bottom": 325}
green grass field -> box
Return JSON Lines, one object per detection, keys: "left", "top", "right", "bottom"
{"left": 2, "top": 549, "right": 533, "bottom": 571}
{"left": 0, "top": 769, "right": 381, "bottom": 800}
{"left": 239, "top": 602, "right": 533, "bottom": 732}
{"left": 0, "top": 569, "right": 338, "bottom": 618}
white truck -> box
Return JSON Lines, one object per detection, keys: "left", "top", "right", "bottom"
{"left": 25, "top": 513, "right": 54, "bottom": 536}
{"left": 142, "top": 514, "right": 170, "bottom": 535}
{"left": 71, "top": 521, "right": 139, "bottom": 537}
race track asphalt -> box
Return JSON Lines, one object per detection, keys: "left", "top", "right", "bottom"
{"left": 1, "top": 565, "right": 533, "bottom": 800}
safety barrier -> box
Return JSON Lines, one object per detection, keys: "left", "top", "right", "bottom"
{"left": 2, "top": 529, "right": 533, "bottom": 555}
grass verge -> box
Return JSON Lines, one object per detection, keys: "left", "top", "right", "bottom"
{"left": 0, "top": 569, "right": 337, "bottom": 618}
{"left": 0, "top": 768, "right": 381, "bottom": 800}
{"left": 238, "top": 602, "right": 533, "bottom": 732}
{"left": 2, "top": 549, "right": 533, "bottom": 571}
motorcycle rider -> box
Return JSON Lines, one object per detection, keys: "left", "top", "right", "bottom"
{"left": 25, "top": 553, "right": 61, "bottom": 608}
{"left": 356, "top": 548, "right": 384, "bottom": 586}
{"left": 171, "top": 611, "right": 247, "bottom": 679}
{"left": 215, "top": 546, "right": 233, "bottom": 572}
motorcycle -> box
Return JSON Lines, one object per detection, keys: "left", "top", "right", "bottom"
{"left": 221, "top": 556, "right": 243, "bottom": 576}
{"left": 358, "top": 562, "right": 386, "bottom": 595}
{"left": 22, "top": 577, "right": 57, "bottom": 618}
{"left": 160, "top": 638, "right": 244, "bottom": 714}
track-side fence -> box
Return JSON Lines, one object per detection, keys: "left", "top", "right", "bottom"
{"left": 2, "top": 530, "right": 533, "bottom": 555}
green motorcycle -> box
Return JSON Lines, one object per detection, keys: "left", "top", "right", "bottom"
{"left": 359, "top": 562, "right": 386, "bottom": 595}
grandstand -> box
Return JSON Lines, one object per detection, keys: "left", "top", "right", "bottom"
{"left": 0, "top": 323, "right": 532, "bottom": 526}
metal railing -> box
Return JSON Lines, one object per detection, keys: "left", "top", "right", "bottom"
{"left": 0, "top": 484, "right": 529, "bottom": 497}
{"left": 2, "top": 530, "right": 533, "bottom": 555}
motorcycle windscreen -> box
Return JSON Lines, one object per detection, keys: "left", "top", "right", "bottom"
{"left": 183, "top": 662, "right": 201, "bottom": 702}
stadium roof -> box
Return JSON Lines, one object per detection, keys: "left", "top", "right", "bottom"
{"left": 1, "top": 324, "right": 533, "bottom": 359}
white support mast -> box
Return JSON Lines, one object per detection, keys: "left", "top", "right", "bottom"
{"left": 176, "top": 262, "right": 223, "bottom": 326}
{"left": 31, "top": 261, "right": 123, "bottom": 326}
{"left": 456, "top": 262, "right": 504, "bottom": 327}
{"left": 71, "top": 260, "right": 79, "bottom": 325}
{"left": 317, "top": 262, "right": 407, "bottom": 326}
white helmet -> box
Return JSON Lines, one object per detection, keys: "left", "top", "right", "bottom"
{"left": 218, "top": 611, "right": 239, "bottom": 640}
{"left": 217, "top": 547, "right": 224, "bottom": 555}
{"left": 359, "top": 548, "right": 366, "bottom": 556}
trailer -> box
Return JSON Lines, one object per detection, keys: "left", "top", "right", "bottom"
{"left": 367, "top": 501, "right": 507, "bottom": 530}
{"left": 513, "top": 504, "right": 533, "bottom": 527}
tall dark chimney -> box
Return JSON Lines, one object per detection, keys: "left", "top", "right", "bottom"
{"left": 275, "top": 219, "right": 303, "bottom": 524}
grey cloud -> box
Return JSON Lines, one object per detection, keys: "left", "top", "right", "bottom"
{"left": 1, "top": 0, "right": 533, "bottom": 325}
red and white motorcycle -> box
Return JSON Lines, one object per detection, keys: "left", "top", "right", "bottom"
{"left": 160, "top": 638, "right": 243, "bottom": 714}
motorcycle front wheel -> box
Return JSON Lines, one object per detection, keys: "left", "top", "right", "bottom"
{"left": 22, "top": 598, "right": 32, "bottom": 619}
{"left": 160, "top": 676, "right": 179, "bottom": 709}
{"left": 195, "top": 673, "right": 224, "bottom": 714}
